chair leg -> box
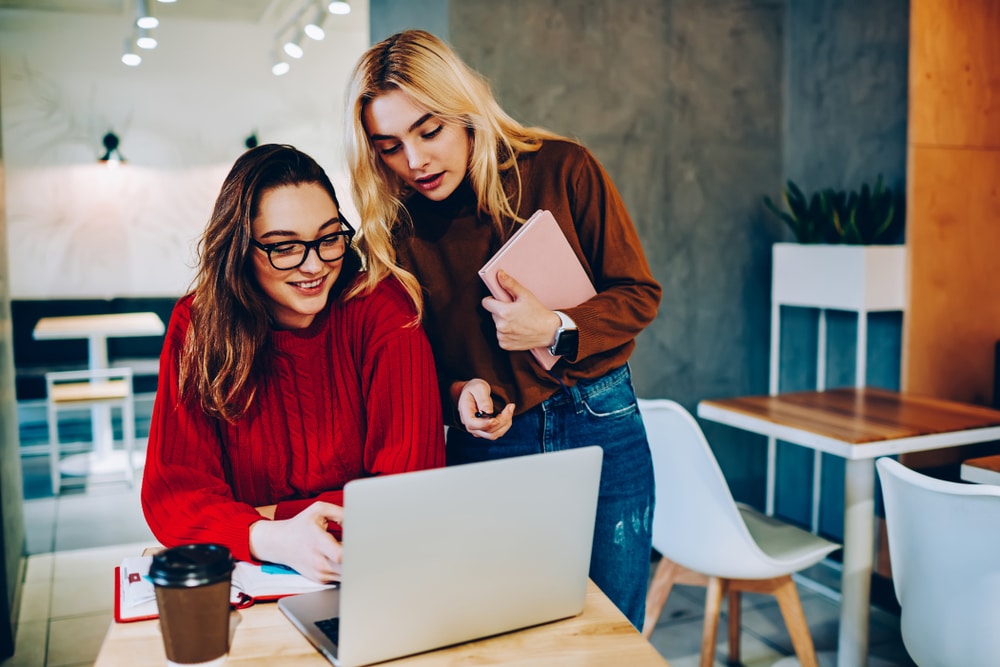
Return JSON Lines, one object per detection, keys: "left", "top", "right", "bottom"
{"left": 643, "top": 556, "right": 681, "bottom": 638}
{"left": 122, "top": 394, "right": 136, "bottom": 487}
{"left": 47, "top": 401, "right": 61, "bottom": 495}
{"left": 727, "top": 588, "right": 742, "bottom": 664}
{"left": 773, "top": 575, "right": 819, "bottom": 667}
{"left": 700, "top": 577, "right": 726, "bottom": 667}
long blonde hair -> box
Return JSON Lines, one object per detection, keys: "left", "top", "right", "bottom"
{"left": 344, "top": 29, "right": 565, "bottom": 312}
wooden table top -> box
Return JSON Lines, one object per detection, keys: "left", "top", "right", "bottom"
{"left": 94, "top": 580, "right": 669, "bottom": 667}
{"left": 700, "top": 387, "right": 1000, "bottom": 445}
{"left": 33, "top": 312, "right": 165, "bottom": 340}
{"left": 961, "top": 453, "right": 1000, "bottom": 484}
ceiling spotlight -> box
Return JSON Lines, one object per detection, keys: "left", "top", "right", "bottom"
{"left": 136, "top": 0, "right": 158, "bottom": 29}
{"left": 304, "top": 6, "right": 327, "bottom": 41}
{"left": 121, "top": 38, "right": 142, "bottom": 66}
{"left": 283, "top": 34, "right": 304, "bottom": 59}
{"left": 136, "top": 28, "right": 157, "bottom": 50}
{"left": 99, "top": 131, "right": 126, "bottom": 165}
{"left": 271, "top": 52, "right": 291, "bottom": 76}
{"left": 328, "top": 0, "right": 350, "bottom": 15}
{"left": 155, "top": 0, "right": 176, "bottom": 3}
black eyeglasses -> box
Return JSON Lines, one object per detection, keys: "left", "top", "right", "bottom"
{"left": 251, "top": 218, "right": 356, "bottom": 270}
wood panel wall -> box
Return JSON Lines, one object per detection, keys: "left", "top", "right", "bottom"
{"left": 902, "top": 0, "right": 1000, "bottom": 467}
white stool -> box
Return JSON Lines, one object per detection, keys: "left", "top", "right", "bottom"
{"left": 45, "top": 368, "right": 136, "bottom": 494}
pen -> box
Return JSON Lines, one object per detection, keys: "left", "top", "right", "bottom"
{"left": 475, "top": 408, "right": 502, "bottom": 419}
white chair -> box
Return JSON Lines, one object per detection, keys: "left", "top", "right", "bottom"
{"left": 45, "top": 367, "right": 136, "bottom": 494}
{"left": 638, "top": 398, "right": 839, "bottom": 667}
{"left": 876, "top": 457, "right": 1000, "bottom": 667}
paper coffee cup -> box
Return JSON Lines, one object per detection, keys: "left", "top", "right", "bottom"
{"left": 149, "top": 544, "right": 234, "bottom": 667}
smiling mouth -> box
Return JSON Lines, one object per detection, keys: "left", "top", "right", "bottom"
{"left": 292, "top": 277, "right": 324, "bottom": 289}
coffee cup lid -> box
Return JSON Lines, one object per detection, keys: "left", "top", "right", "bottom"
{"left": 149, "top": 543, "right": 234, "bottom": 587}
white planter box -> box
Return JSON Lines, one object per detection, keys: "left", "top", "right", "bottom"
{"left": 772, "top": 242, "right": 907, "bottom": 312}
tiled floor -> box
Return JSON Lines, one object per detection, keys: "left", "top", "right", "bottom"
{"left": 19, "top": 459, "right": 155, "bottom": 556}
{"left": 3, "top": 403, "right": 157, "bottom": 667}
{"left": 643, "top": 562, "right": 917, "bottom": 666}
{"left": 2, "top": 433, "right": 916, "bottom": 666}
{"left": 4, "top": 541, "right": 153, "bottom": 667}
{"left": 3, "top": 460, "right": 155, "bottom": 667}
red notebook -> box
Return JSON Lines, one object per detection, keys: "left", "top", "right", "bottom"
{"left": 478, "top": 210, "right": 596, "bottom": 370}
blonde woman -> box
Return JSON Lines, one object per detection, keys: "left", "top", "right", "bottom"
{"left": 345, "top": 31, "right": 661, "bottom": 629}
{"left": 141, "top": 144, "right": 445, "bottom": 582}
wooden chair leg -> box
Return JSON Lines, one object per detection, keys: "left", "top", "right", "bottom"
{"left": 727, "top": 588, "right": 741, "bottom": 664}
{"left": 773, "top": 575, "right": 819, "bottom": 667}
{"left": 700, "top": 577, "right": 726, "bottom": 667}
{"left": 643, "top": 556, "right": 681, "bottom": 638}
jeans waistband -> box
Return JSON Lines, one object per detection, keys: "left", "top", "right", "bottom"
{"left": 540, "top": 364, "right": 632, "bottom": 412}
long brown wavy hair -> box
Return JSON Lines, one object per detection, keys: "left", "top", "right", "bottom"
{"left": 181, "top": 144, "right": 362, "bottom": 422}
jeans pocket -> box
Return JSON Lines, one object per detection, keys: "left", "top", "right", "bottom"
{"left": 581, "top": 395, "right": 638, "bottom": 418}
{"left": 579, "top": 370, "right": 639, "bottom": 419}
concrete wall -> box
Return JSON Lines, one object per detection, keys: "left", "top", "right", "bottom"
{"left": 370, "top": 0, "right": 447, "bottom": 42}
{"left": 786, "top": 0, "right": 910, "bottom": 194}
{"left": 0, "top": 57, "right": 26, "bottom": 656}
{"left": 444, "top": 0, "right": 909, "bottom": 519}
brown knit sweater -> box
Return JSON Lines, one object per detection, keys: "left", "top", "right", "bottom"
{"left": 396, "top": 139, "right": 661, "bottom": 421}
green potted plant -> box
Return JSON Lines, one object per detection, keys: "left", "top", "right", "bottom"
{"left": 763, "top": 175, "right": 904, "bottom": 245}
{"left": 762, "top": 176, "right": 907, "bottom": 311}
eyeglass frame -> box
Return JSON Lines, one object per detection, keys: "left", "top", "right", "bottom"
{"left": 250, "top": 217, "right": 356, "bottom": 270}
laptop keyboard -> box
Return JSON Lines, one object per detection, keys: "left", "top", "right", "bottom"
{"left": 315, "top": 616, "right": 340, "bottom": 645}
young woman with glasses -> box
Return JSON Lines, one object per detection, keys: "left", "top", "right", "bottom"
{"left": 344, "top": 31, "right": 661, "bottom": 628}
{"left": 141, "top": 144, "right": 445, "bottom": 582}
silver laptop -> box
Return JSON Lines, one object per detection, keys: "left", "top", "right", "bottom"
{"left": 278, "top": 446, "right": 602, "bottom": 667}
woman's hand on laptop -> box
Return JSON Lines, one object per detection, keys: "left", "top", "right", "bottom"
{"left": 248, "top": 501, "right": 344, "bottom": 582}
{"left": 453, "top": 379, "right": 515, "bottom": 440}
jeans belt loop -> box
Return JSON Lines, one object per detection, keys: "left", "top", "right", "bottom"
{"left": 566, "top": 380, "right": 585, "bottom": 415}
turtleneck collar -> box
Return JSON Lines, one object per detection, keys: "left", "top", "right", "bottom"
{"left": 408, "top": 176, "right": 478, "bottom": 220}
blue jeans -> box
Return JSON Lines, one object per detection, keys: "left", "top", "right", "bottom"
{"left": 446, "top": 364, "right": 654, "bottom": 630}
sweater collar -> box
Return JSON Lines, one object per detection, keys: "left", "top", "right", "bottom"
{"left": 408, "top": 176, "right": 478, "bottom": 220}
{"left": 270, "top": 299, "right": 330, "bottom": 351}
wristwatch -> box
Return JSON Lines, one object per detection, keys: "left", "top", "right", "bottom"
{"left": 549, "top": 311, "right": 579, "bottom": 358}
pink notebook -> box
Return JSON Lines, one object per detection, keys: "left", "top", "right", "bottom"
{"left": 479, "top": 209, "right": 597, "bottom": 369}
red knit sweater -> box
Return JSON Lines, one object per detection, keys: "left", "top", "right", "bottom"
{"left": 141, "top": 277, "right": 445, "bottom": 562}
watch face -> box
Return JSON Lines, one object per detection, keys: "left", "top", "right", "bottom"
{"left": 551, "top": 327, "right": 579, "bottom": 357}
